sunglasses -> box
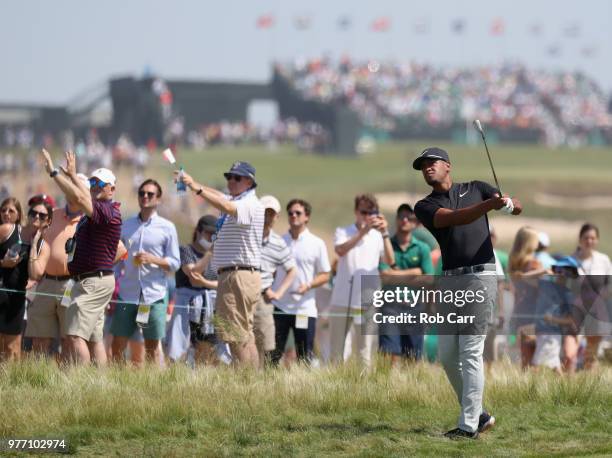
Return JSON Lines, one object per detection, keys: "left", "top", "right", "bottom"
{"left": 28, "top": 209, "right": 49, "bottom": 220}
{"left": 398, "top": 215, "right": 418, "bottom": 221}
{"left": 138, "top": 191, "right": 157, "bottom": 199}
{"left": 288, "top": 211, "right": 303, "bottom": 217}
{"left": 89, "top": 178, "right": 109, "bottom": 188}
{"left": 359, "top": 210, "right": 378, "bottom": 216}
{"left": 225, "top": 174, "right": 242, "bottom": 182}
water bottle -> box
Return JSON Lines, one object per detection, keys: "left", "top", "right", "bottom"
{"left": 176, "top": 166, "right": 187, "bottom": 196}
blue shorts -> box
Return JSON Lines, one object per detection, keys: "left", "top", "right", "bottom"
{"left": 379, "top": 333, "right": 423, "bottom": 359}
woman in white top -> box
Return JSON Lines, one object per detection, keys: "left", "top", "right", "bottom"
{"left": 572, "top": 223, "right": 612, "bottom": 370}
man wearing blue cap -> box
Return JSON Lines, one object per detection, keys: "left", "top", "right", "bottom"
{"left": 179, "top": 162, "right": 264, "bottom": 367}
{"left": 413, "top": 147, "right": 522, "bottom": 439}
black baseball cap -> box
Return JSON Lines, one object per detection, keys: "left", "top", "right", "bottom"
{"left": 412, "top": 147, "right": 450, "bottom": 170}
{"left": 396, "top": 203, "right": 414, "bottom": 216}
{"left": 196, "top": 215, "right": 218, "bottom": 233}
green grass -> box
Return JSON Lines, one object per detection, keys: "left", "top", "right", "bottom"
{"left": 4, "top": 141, "right": 612, "bottom": 252}
{"left": 142, "top": 141, "right": 612, "bottom": 253}
{"left": 1, "top": 358, "right": 610, "bottom": 456}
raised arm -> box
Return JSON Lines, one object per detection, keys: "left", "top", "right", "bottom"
{"left": 42, "top": 150, "right": 93, "bottom": 217}
{"left": 175, "top": 171, "right": 236, "bottom": 216}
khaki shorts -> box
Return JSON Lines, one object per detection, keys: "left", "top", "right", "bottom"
{"left": 215, "top": 270, "right": 261, "bottom": 344}
{"left": 254, "top": 297, "right": 276, "bottom": 352}
{"left": 25, "top": 277, "right": 70, "bottom": 339}
{"left": 65, "top": 274, "right": 115, "bottom": 343}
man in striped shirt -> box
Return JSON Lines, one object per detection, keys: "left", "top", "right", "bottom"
{"left": 42, "top": 150, "right": 122, "bottom": 365}
{"left": 179, "top": 161, "right": 264, "bottom": 367}
{"left": 256, "top": 195, "right": 296, "bottom": 367}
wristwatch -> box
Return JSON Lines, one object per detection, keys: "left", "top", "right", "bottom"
{"left": 50, "top": 168, "right": 59, "bottom": 178}
{"left": 195, "top": 187, "right": 204, "bottom": 196}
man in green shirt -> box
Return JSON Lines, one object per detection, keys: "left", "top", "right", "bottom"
{"left": 379, "top": 204, "right": 434, "bottom": 365}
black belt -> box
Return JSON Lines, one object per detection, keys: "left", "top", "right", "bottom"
{"left": 44, "top": 273, "right": 72, "bottom": 282}
{"left": 442, "top": 263, "right": 497, "bottom": 276}
{"left": 72, "top": 270, "right": 114, "bottom": 282}
{"left": 217, "top": 265, "right": 260, "bottom": 275}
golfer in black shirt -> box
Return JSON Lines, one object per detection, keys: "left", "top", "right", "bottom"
{"left": 413, "top": 147, "right": 521, "bottom": 439}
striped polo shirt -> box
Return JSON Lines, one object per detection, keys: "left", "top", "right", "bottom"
{"left": 261, "top": 230, "right": 296, "bottom": 290}
{"left": 68, "top": 199, "right": 122, "bottom": 276}
{"left": 212, "top": 189, "right": 265, "bottom": 270}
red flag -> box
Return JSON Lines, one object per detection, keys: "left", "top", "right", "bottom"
{"left": 256, "top": 14, "right": 275, "bottom": 29}
{"left": 490, "top": 18, "right": 504, "bottom": 36}
{"left": 371, "top": 17, "right": 391, "bottom": 32}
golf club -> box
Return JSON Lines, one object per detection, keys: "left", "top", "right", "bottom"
{"left": 473, "top": 119, "right": 502, "bottom": 195}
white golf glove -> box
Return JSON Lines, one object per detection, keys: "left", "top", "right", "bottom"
{"left": 499, "top": 197, "right": 514, "bottom": 214}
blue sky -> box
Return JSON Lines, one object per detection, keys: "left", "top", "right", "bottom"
{"left": 1, "top": 0, "right": 610, "bottom": 104}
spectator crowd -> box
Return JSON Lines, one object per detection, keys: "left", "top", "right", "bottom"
{"left": 0, "top": 150, "right": 610, "bottom": 373}
{"left": 276, "top": 57, "right": 612, "bottom": 147}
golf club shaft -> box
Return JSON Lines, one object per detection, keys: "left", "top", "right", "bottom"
{"left": 479, "top": 132, "right": 502, "bottom": 195}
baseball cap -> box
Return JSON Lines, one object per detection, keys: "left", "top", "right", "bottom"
{"left": 260, "top": 195, "right": 281, "bottom": 213}
{"left": 90, "top": 168, "right": 116, "bottom": 186}
{"left": 412, "top": 147, "right": 450, "bottom": 170}
{"left": 396, "top": 203, "right": 414, "bottom": 216}
{"left": 538, "top": 232, "right": 550, "bottom": 248}
{"left": 552, "top": 256, "right": 580, "bottom": 275}
{"left": 196, "top": 215, "right": 218, "bottom": 233}
{"left": 223, "top": 161, "right": 257, "bottom": 187}
{"left": 28, "top": 194, "right": 56, "bottom": 208}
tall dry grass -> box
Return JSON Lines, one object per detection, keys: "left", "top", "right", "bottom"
{"left": 1, "top": 357, "right": 610, "bottom": 455}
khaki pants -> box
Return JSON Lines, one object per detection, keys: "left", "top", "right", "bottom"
{"left": 215, "top": 270, "right": 261, "bottom": 344}
{"left": 329, "top": 305, "right": 377, "bottom": 367}
{"left": 25, "top": 277, "right": 70, "bottom": 339}
{"left": 254, "top": 297, "right": 275, "bottom": 352}
{"left": 65, "top": 274, "right": 115, "bottom": 343}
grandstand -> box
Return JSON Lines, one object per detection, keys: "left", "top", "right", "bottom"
{"left": 1, "top": 60, "right": 611, "bottom": 153}
{"left": 276, "top": 57, "right": 612, "bottom": 147}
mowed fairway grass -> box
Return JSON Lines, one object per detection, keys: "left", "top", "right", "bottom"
{"left": 138, "top": 141, "right": 612, "bottom": 253}
{"left": 1, "top": 359, "right": 611, "bottom": 456}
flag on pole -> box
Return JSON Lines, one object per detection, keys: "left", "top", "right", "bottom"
{"left": 371, "top": 17, "right": 391, "bottom": 32}
{"left": 293, "top": 15, "right": 312, "bottom": 31}
{"left": 414, "top": 18, "right": 429, "bottom": 35}
{"left": 256, "top": 14, "right": 275, "bottom": 29}
{"left": 547, "top": 44, "right": 562, "bottom": 57}
{"left": 451, "top": 19, "right": 466, "bottom": 34}
{"left": 563, "top": 23, "right": 580, "bottom": 38}
{"left": 337, "top": 15, "right": 352, "bottom": 31}
{"left": 580, "top": 45, "right": 597, "bottom": 58}
{"left": 529, "top": 23, "right": 543, "bottom": 36}
{"left": 490, "top": 18, "right": 505, "bottom": 36}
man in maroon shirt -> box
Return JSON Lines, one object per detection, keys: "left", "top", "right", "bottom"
{"left": 42, "top": 149, "right": 122, "bottom": 364}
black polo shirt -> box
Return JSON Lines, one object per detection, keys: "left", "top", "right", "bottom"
{"left": 414, "top": 180, "right": 496, "bottom": 270}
